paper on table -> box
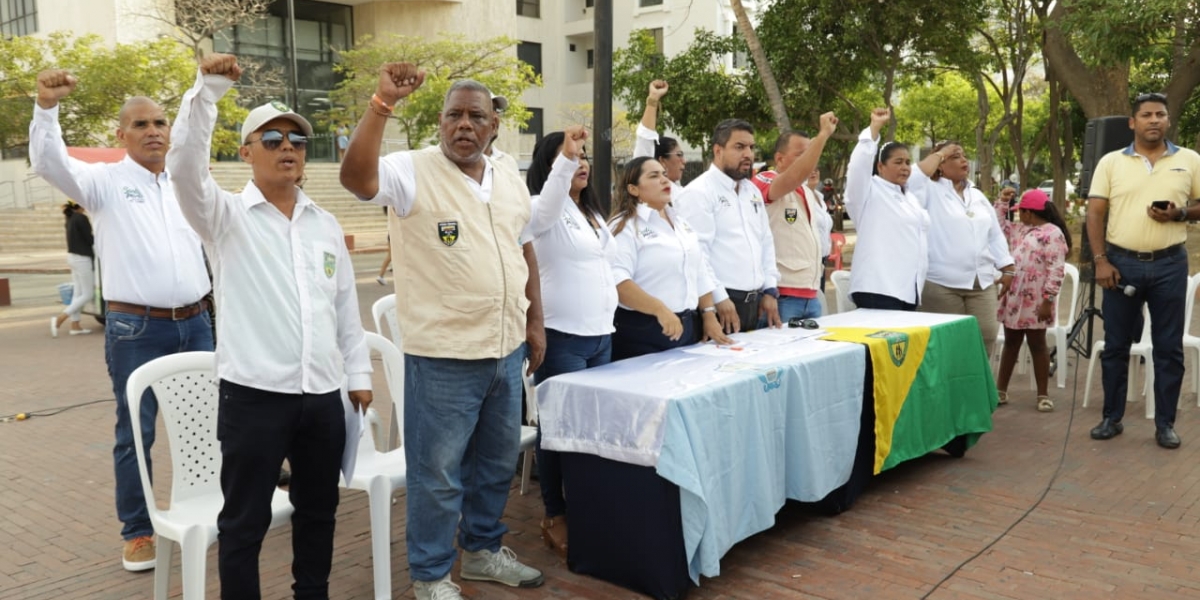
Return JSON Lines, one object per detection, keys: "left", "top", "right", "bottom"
{"left": 681, "top": 342, "right": 760, "bottom": 356}
{"left": 341, "top": 386, "right": 365, "bottom": 482}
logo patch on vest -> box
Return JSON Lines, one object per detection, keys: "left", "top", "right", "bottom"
{"left": 438, "top": 221, "right": 459, "bottom": 246}
{"left": 323, "top": 252, "right": 335, "bottom": 278}
{"left": 784, "top": 208, "right": 798, "bottom": 224}
{"left": 867, "top": 330, "right": 910, "bottom": 367}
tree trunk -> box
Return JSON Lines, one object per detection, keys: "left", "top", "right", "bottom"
{"left": 730, "top": 0, "right": 790, "bottom": 133}
{"left": 1039, "top": 1, "right": 1129, "bottom": 119}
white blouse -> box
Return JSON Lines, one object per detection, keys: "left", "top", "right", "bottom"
{"left": 609, "top": 203, "right": 717, "bottom": 314}
{"left": 908, "top": 169, "right": 1012, "bottom": 289}
{"left": 522, "top": 153, "right": 618, "bottom": 336}
{"left": 843, "top": 128, "right": 930, "bottom": 304}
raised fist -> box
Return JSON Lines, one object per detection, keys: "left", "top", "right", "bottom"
{"left": 376, "top": 63, "right": 425, "bottom": 106}
{"left": 870, "top": 108, "right": 891, "bottom": 127}
{"left": 200, "top": 53, "right": 242, "bottom": 81}
{"left": 648, "top": 80, "right": 669, "bottom": 101}
{"left": 36, "top": 70, "right": 77, "bottom": 109}
{"left": 818, "top": 111, "right": 838, "bottom": 137}
{"left": 562, "top": 125, "right": 589, "bottom": 160}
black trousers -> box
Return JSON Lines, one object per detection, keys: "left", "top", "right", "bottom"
{"left": 725, "top": 288, "right": 764, "bottom": 331}
{"left": 612, "top": 307, "right": 699, "bottom": 361}
{"left": 216, "top": 380, "right": 345, "bottom": 600}
{"left": 851, "top": 291, "right": 917, "bottom": 311}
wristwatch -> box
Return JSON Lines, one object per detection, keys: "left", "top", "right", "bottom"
{"left": 701, "top": 306, "right": 717, "bottom": 314}
{"left": 1177, "top": 206, "right": 1189, "bottom": 222}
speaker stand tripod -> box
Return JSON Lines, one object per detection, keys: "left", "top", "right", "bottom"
{"left": 1066, "top": 278, "right": 1103, "bottom": 358}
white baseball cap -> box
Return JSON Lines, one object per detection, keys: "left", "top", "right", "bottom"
{"left": 240, "top": 100, "right": 314, "bottom": 145}
{"left": 491, "top": 93, "right": 509, "bottom": 113}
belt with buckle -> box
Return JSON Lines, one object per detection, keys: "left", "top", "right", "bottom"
{"left": 1106, "top": 243, "right": 1184, "bottom": 262}
{"left": 727, "top": 288, "right": 760, "bottom": 304}
{"left": 106, "top": 299, "right": 208, "bottom": 320}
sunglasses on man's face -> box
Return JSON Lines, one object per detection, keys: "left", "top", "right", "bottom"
{"left": 248, "top": 129, "right": 308, "bottom": 151}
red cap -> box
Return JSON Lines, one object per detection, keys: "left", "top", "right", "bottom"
{"left": 1018, "top": 189, "right": 1049, "bottom": 211}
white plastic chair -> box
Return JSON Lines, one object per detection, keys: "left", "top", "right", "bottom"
{"left": 1083, "top": 305, "right": 1154, "bottom": 419}
{"left": 1047, "top": 263, "right": 1081, "bottom": 389}
{"left": 126, "top": 352, "right": 293, "bottom": 600}
{"left": 519, "top": 362, "right": 538, "bottom": 495}
{"left": 1183, "top": 272, "right": 1200, "bottom": 400}
{"left": 829, "top": 270, "right": 856, "bottom": 314}
{"left": 369, "top": 294, "right": 401, "bottom": 450}
{"left": 341, "top": 332, "right": 407, "bottom": 600}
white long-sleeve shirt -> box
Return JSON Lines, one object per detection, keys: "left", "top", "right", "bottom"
{"left": 167, "top": 71, "right": 371, "bottom": 394}
{"left": 674, "top": 164, "right": 780, "bottom": 303}
{"left": 521, "top": 154, "right": 617, "bottom": 335}
{"left": 803, "top": 183, "right": 834, "bottom": 257}
{"left": 908, "top": 169, "right": 1012, "bottom": 289}
{"left": 29, "top": 104, "right": 210, "bottom": 308}
{"left": 843, "top": 128, "right": 930, "bottom": 304}
{"left": 609, "top": 203, "right": 716, "bottom": 313}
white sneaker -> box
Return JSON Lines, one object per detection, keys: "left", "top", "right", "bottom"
{"left": 50, "top": 317, "right": 58, "bottom": 338}
{"left": 413, "top": 574, "right": 463, "bottom": 600}
{"left": 69, "top": 328, "right": 93, "bottom": 335}
{"left": 376, "top": 276, "right": 387, "bottom": 286}
{"left": 460, "top": 546, "right": 543, "bottom": 588}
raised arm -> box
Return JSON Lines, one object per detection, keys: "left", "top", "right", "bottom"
{"left": 525, "top": 126, "right": 587, "bottom": 238}
{"left": 633, "top": 80, "right": 669, "bottom": 159}
{"left": 843, "top": 108, "right": 890, "bottom": 224}
{"left": 28, "top": 70, "right": 106, "bottom": 211}
{"left": 340, "top": 62, "right": 425, "bottom": 199}
{"left": 767, "top": 112, "right": 838, "bottom": 202}
{"left": 166, "top": 54, "right": 241, "bottom": 243}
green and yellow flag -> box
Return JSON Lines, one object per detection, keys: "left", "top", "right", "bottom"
{"left": 825, "top": 321, "right": 996, "bottom": 473}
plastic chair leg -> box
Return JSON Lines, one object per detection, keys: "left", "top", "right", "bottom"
{"left": 519, "top": 449, "right": 533, "bottom": 495}
{"left": 153, "top": 538, "right": 174, "bottom": 600}
{"left": 179, "top": 529, "right": 210, "bottom": 600}
{"left": 367, "top": 476, "right": 394, "bottom": 600}
{"left": 1083, "top": 342, "right": 1103, "bottom": 408}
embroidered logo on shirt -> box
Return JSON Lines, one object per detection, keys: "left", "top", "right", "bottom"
{"left": 639, "top": 227, "right": 658, "bottom": 239}
{"left": 867, "top": 330, "right": 910, "bottom": 367}
{"left": 122, "top": 187, "right": 145, "bottom": 202}
{"left": 438, "top": 221, "right": 459, "bottom": 246}
{"left": 563, "top": 213, "right": 580, "bottom": 230}
{"left": 785, "top": 208, "right": 798, "bottom": 224}
{"left": 323, "top": 252, "right": 336, "bottom": 278}
{"left": 718, "top": 196, "right": 732, "bottom": 208}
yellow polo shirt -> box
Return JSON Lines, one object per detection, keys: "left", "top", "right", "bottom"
{"left": 1089, "top": 141, "right": 1200, "bottom": 251}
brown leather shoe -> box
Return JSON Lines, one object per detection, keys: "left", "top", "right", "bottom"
{"left": 540, "top": 516, "right": 568, "bottom": 558}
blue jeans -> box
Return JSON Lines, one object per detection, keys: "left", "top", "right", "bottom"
{"left": 106, "top": 309, "right": 214, "bottom": 540}
{"left": 534, "top": 330, "right": 612, "bottom": 517}
{"left": 404, "top": 346, "right": 525, "bottom": 582}
{"left": 1100, "top": 248, "right": 1188, "bottom": 428}
{"left": 777, "top": 296, "right": 822, "bottom": 322}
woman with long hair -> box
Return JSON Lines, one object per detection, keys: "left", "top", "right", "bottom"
{"left": 609, "top": 157, "right": 731, "bottom": 359}
{"left": 521, "top": 126, "right": 617, "bottom": 557}
{"left": 51, "top": 201, "right": 95, "bottom": 337}
{"left": 909, "top": 139, "right": 1014, "bottom": 351}
{"left": 843, "top": 108, "right": 930, "bottom": 310}
{"left": 994, "top": 189, "right": 1072, "bottom": 411}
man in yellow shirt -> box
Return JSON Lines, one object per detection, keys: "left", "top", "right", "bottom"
{"left": 1086, "top": 92, "right": 1200, "bottom": 449}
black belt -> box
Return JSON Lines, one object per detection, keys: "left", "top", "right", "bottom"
{"left": 1106, "top": 243, "right": 1184, "bottom": 262}
{"left": 726, "top": 289, "right": 760, "bottom": 304}
{"left": 106, "top": 299, "right": 208, "bottom": 320}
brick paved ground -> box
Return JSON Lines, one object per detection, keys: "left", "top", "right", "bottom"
{"left": 2, "top": 254, "right": 1198, "bottom": 599}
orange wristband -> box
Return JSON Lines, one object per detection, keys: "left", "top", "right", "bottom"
{"left": 370, "top": 93, "right": 394, "bottom": 115}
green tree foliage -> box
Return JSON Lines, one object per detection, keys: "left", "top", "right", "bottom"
{"left": 0, "top": 33, "right": 246, "bottom": 157}
{"left": 895, "top": 73, "right": 984, "bottom": 153}
{"left": 612, "top": 29, "right": 768, "bottom": 152}
{"left": 331, "top": 34, "right": 539, "bottom": 149}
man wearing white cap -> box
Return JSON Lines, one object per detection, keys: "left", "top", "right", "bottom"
{"left": 167, "top": 53, "right": 373, "bottom": 599}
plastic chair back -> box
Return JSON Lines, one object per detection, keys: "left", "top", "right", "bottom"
{"left": 371, "top": 294, "right": 402, "bottom": 350}
{"left": 829, "top": 269, "right": 856, "bottom": 314}
{"left": 363, "top": 331, "right": 404, "bottom": 449}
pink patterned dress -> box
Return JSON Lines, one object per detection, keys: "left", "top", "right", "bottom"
{"left": 995, "top": 201, "right": 1068, "bottom": 330}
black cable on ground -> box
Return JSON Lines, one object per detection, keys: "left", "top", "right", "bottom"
{"left": 920, "top": 343, "right": 1083, "bottom": 599}
{"left": 0, "top": 397, "right": 114, "bottom": 422}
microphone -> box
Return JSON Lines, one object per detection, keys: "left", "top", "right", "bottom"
{"left": 1123, "top": 284, "right": 1137, "bottom": 297}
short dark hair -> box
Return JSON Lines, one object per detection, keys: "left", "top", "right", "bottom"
{"left": 772, "top": 130, "right": 810, "bottom": 156}
{"left": 712, "top": 118, "right": 754, "bottom": 148}
{"left": 1132, "top": 92, "right": 1168, "bottom": 115}
{"left": 654, "top": 136, "right": 679, "bottom": 161}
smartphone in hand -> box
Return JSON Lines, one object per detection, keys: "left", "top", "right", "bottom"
{"left": 1152, "top": 200, "right": 1171, "bottom": 211}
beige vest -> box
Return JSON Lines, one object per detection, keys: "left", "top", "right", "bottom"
{"left": 767, "top": 189, "right": 823, "bottom": 290}
{"left": 392, "top": 146, "right": 531, "bottom": 359}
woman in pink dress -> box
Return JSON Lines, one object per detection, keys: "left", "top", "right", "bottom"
{"left": 994, "top": 189, "right": 1071, "bottom": 412}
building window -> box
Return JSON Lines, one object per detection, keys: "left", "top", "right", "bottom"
{"left": 586, "top": 0, "right": 594, "bottom": 7}
{"left": 518, "top": 41, "right": 543, "bottom": 78}
{"left": 649, "top": 27, "right": 664, "bottom": 54}
{"left": 640, "top": 0, "right": 663, "bottom": 6}
{"left": 517, "top": 0, "right": 540, "bottom": 18}
{"left": 587, "top": 49, "right": 594, "bottom": 69}
{"left": 526, "top": 107, "right": 544, "bottom": 144}
{"left": 731, "top": 23, "right": 748, "bottom": 69}
{"left": 1, "top": 0, "right": 37, "bottom": 37}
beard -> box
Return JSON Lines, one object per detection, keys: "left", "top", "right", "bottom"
{"left": 721, "top": 163, "right": 752, "bottom": 181}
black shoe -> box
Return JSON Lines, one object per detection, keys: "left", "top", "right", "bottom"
{"left": 1156, "top": 426, "right": 1181, "bottom": 449}
{"left": 1090, "top": 418, "right": 1124, "bottom": 440}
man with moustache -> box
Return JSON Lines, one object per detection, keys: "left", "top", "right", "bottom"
{"left": 676, "top": 119, "right": 782, "bottom": 332}
{"left": 340, "top": 62, "right": 545, "bottom": 600}
{"left": 29, "top": 70, "right": 214, "bottom": 572}
{"left": 1086, "top": 92, "right": 1200, "bottom": 449}
{"left": 166, "top": 53, "right": 373, "bottom": 599}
